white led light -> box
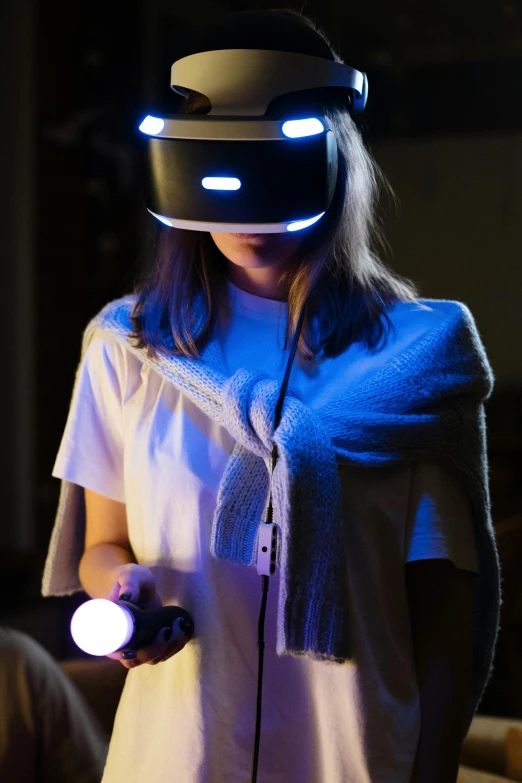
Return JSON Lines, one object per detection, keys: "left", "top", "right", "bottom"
{"left": 202, "top": 177, "right": 241, "bottom": 191}
{"left": 70, "top": 599, "right": 134, "bottom": 656}
{"left": 139, "top": 116, "right": 165, "bottom": 135}
{"left": 287, "top": 212, "right": 325, "bottom": 232}
{"left": 153, "top": 214, "right": 173, "bottom": 227}
{"left": 282, "top": 118, "right": 324, "bottom": 138}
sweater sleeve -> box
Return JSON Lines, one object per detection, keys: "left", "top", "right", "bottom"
{"left": 41, "top": 335, "right": 126, "bottom": 597}
{"left": 51, "top": 335, "right": 126, "bottom": 503}
{"left": 405, "top": 460, "right": 480, "bottom": 574}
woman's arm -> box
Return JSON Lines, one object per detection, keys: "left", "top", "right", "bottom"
{"left": 405, "top": 558, "right": 475, "bottom": 783}
{"left": 79, "top": 487, "right": 136, "bottom": 598}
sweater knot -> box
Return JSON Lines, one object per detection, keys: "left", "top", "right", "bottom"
{"left": 221, "top": 367, "right": 302, "bottom": 460}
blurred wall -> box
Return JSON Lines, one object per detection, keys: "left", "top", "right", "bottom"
{"left": 0, "top": 2, "right": 37, "bottom": 554}
{"left": 373, "top": 132, "right": 522, "bottom": 388}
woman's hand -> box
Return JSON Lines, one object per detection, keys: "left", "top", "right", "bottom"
{"left": 105, "top": 563, "right": 191, "bottom": 669}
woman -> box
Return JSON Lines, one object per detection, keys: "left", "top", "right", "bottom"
{"left": 42, "top": 9, "right": 500, "bottom": 783}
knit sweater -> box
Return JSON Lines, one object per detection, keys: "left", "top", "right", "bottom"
{"left": 42, "top": 293, "right": 500, "bottom": 735}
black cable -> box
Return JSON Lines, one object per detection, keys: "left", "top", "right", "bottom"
{"left": 251, "top": 574, "right": 269, "bottom": 783}
{"left": 274, "top": 303, "right": 307, "bottom": 430}
{"left": 251, "top": 300, "right": 306, "bottom": 783}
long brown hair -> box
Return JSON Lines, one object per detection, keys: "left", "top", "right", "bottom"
{"left": 128, "top": 9, "right": 419, "bottom": 364}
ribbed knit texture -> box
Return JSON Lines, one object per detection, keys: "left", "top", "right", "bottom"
{"left": 42, "top": 294, "right": 501, "bottom": 735}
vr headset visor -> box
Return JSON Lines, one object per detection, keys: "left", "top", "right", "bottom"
{"left": 139, "top": 49, "right": 368, "bottom": 233}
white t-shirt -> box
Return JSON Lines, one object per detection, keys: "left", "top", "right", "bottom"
{"left": 52, "top": 281, "right": 479, "bottom": 783}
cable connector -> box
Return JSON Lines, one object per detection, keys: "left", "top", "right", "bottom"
{"left": 256, "top": 523, "right": 278, "bottom": 576}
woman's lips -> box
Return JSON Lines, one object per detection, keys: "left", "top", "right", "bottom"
{"left": 230, "top": 233, "right": 267, "bottom": 238}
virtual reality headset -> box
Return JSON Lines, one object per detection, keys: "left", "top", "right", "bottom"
{"left": 138, "top": 48, "right": 368, "bottom": 233}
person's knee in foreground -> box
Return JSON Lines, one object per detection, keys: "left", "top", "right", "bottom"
{"left": 0, "top": 626, "right": 108, "bottom": 783}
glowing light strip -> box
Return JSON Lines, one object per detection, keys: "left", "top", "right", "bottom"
{"left": 148, "top": 210, "right": 327, "bottom": 233}
{"left": 139, "top": 116, "right": 165, "bottom": 135}
{"left": 282, "top": 118, "right": 324, "bottom": 138}
{"left": 202, "top": 177, "right": 241, "bottom": 190}
{"left": 287, "top": 212, "right": 325, "bottom": 231}
{"left": 153, "top": 214, "right": 173, "bottom": 226}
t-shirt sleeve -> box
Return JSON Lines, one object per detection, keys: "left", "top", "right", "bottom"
{"left": 52, "top": 335, "right": 126, "bottom": 503}
{"left": 405, "top": 460, "right": 480, "bottom": 574}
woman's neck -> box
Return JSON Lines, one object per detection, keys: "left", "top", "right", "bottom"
{"left": 225, "top": 263, "right": 289, "bottom": 301}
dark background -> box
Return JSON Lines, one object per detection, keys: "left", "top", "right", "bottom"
{"left": 1, "top": 0, "right": 522, "bottom": 716}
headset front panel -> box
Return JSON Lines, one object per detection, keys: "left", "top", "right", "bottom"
{"left": 141, "top": 130, "right": 338, "bottom": 227}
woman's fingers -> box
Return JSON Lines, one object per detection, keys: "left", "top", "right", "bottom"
{"left": 106, "top": 580, "right": 122, "bottom": 603}
{"left": 107, "top": 631, "right": 169, "bottom": 668}
{"left": 150, "top": 618, "right": 192, "bottom": 665}
{"left": 145, "top": 617, "right": 191, "bottom": 665}
{"left": 109, "top": 617, "right": 191, "bottom": 669}
{"left": 106, "top": 564, "right": 162, "bottom": 610}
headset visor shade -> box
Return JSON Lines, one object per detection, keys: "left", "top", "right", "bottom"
{"left": 140, "top": 117, "right": 338, "bottom": 232}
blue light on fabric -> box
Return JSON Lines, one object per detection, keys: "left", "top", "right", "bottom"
{"left": 202, "top": 177, "right": 241, "bottom": 191}
{"left": 287, "top": 212, "right": 325, "bottom": 231}
{"left": 282, "top": 118, "right": 324, "bottom": 138}
{"left": 139, "top": 116, "right": 165, "bottom": 135}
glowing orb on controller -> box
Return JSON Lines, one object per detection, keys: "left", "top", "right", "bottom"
{"left": 70, "top": 599, "right": 134, "bottom": 656}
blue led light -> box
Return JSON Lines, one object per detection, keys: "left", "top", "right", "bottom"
{"left": 202, "top": 177, "right": 241, "bottom": 191}
{"left": 282, "top": 118, "right": 324, "bottom": 138}
{"left": 139, "top": 116, "right": 165, "bottom": 135}
{"left": 287, "top": 213, "right": 325, "bottom": 232}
